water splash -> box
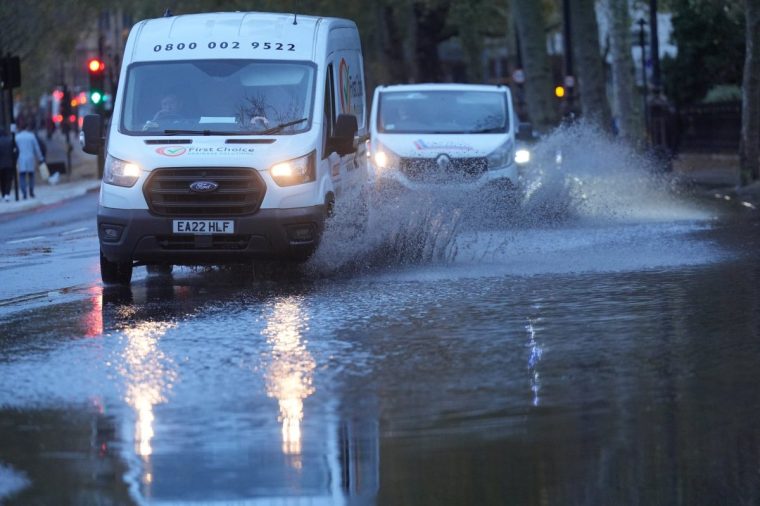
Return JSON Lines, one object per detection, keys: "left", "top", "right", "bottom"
{"left": 309, "top": 121, "right": 720, "bottom": 277}
{"left": 308, "top": 184, "right": 463, "bottom": 274}
{"left": 0, "top": 463, "right": 29, "bottom": 500}
{"left": 520, "top": 120, "right": 711, "bottom": 224}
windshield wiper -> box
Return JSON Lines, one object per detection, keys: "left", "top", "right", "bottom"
{"left": 160, "top": 118, "right": 307, "bottom": 136}
{"left": 259, "top": 118, "right": 308, "bottom": 135}
{"left": 162, "top": 129, "right": 259, "bottom": 136}
{"left": 468, "top": 127, "right": 505, "bottom": 134}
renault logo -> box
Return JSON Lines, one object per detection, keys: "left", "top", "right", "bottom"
{"left": 436, "top": 154, "right": 451, "bottom": 170}
{"left": 189, "top": 181, "right": 219, "bottom": 193}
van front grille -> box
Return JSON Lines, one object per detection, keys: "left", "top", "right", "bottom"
{"left": 156, "top": 234, "right": 251, "bottom": 250}
{"left": 399, "top": 157, "right": 488, "bottom": 182}
{"left": 144, "top": 168, "right": 266, "bottom": 217}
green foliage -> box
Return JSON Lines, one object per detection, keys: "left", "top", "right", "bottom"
{"left": 0, "top": 0, "right": 109, "bottom": 98}
{"left": 703, "top": 84, "right": 742, "bottom": 103}
{"left": 8, "top": 0, "right": 511, "bottom": 100}
{"left": 662, "top": 0, "right": 745, "bottom": 106}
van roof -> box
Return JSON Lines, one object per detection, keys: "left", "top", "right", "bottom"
{"left": 140, "top": 11, "right": 324, "bottom": 36}
{"left": 128, "top": 11, "right": 356, "bottom": 62}
{"left": 378, "top": 83, "right": 508, "bottom": 93}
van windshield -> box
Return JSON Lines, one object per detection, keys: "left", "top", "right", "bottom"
{"left": 121, "top": 60, "right": 316, "bottom": 135}
{"left": 377, "top": 90, "right": 509, "bottom": 134}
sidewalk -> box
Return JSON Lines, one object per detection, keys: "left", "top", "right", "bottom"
{"left": 0, "top": 130, "right": 101, "bottom": 215}
{"left": 672, "top": 152, "right": 760, "bottom": 208}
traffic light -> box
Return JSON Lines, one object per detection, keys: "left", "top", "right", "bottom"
{"left": 1, "top": 55, "right": 20, "bottom": 90}
{"left": 87, "top": 58, "right": 105, "bottom": 105}
{"left": 60, "top": 86, "right": 72, "bottom": 134}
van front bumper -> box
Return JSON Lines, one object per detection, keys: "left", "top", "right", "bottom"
{"left": 371, "top": 162, "right": 521, "bottom": 192}
{"left": 98, "top": 205, "right": 326, "bottom": 265}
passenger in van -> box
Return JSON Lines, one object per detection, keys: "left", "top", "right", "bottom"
{"left": 249, "top": 115, "right": 270, "bottom": 131}
{"left": 244, "top": 88, "right": 302, "bottom": 132}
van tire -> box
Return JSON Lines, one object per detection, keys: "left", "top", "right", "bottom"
{"left": 147, "top": 264, "right": 173, "bottom": 276}
{"left": 100, "top": 250, "right": 133, "bottom": 285}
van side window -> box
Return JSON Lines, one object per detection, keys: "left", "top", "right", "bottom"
{"left": 322, "top": 63, "right": 336, "bottom": 159}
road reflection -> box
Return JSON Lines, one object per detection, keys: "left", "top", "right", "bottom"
{"left": 83, "top": 286, "right": 103, "bottom": 337}
{"left": 262, "top": 297, "right": 316, "bottom": 467}
{"left": 526, "top": 317, "right": 543, "bottom": 407}
{"left": 92, "top": 279, "right": 378, "bottom": 504}
{"left": 103, "top": 284, "right": 178, "bottom": 497}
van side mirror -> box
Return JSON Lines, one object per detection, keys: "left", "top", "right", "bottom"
{"left": 329, "top": 114, "right": 358, "bottom": 156}
{"left": 516, "top": 122, "right": 535, "bottom": 143}
{"left": 80, "top": 114, "right": 104, "bottom": 155}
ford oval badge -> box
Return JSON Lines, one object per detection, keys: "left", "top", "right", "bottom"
{"left": 189, "top": 181, "right": 219, "bottom": 193}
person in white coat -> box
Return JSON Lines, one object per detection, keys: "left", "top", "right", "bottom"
{"left": 15, "top": 118, "right": 44, "bottom": 199}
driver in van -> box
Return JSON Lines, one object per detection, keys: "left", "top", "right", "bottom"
{"left": 143, "top": 93, "right": 184, "bottom": 130}
{"left": 384, "top": 101, "right": 416, "bottom": 130}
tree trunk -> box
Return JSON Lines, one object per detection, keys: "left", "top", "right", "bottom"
{"left": 413, "top": 2, "right": 450, "bottom": 82}
{"left": 454, "top": 2, "right": 485, "bottom": 83}
{"left": 402, "top": 0, "right": 420, "bottom": 83}
{"left": 740, "top": 0, "right": 760, "bottom": 183}
{"left": 605, "top": 0, "right": 643, "bottom": 143}
{"left": 375, "top": 3, "right": 409, "bottom": 85}
{"left": 512, "top": 0, "right": 559, "bottom": 131}
{"left": 569, "top": 0, "right": 612, "bottom": 131}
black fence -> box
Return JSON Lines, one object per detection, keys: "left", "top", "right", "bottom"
{"left": 676, "top": 102, "right": 741, "bottom": 153}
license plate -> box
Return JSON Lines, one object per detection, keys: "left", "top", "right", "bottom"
{"left": 172, "top": 219, "right": 234, "bottom": 235}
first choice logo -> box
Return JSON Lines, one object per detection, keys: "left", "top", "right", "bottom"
{"left": 155, "top": 146, "right": 255, "bottom": 157}
{"left": 338, "top": 58, "right": 363, "bottom": 115}
{"left": 339, "top": 59, "right": 351, "bottom": 114}
{"left": 155, "top": 146, "right": 187, "bottom": 157}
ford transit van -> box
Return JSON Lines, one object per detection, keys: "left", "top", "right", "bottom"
{"left": 81, "top": 11, "right": 368, "bottom": 285}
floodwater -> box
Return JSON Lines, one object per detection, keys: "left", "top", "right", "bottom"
{"left": 0, "top": 124, "right": 758, "bottom": 505}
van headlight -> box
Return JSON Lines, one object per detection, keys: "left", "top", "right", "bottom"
{"left": 372, "top": 143, "right": 400, "bottom": 171}
{"left": 103, "top": 155, "right": 141, "bottom": 187}
{"left": 486, "top": 139, "right": 514, "bottom": 170}
{"left": 270, "top": 151, "right": 316, "bottom": 186}
{"left": 515, "top": 148, "right": 531, "bottom": 165}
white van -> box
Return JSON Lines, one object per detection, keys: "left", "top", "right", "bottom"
{"left": 368, "top": 83, "right": 531, "bottom": 191}
{"left": 81, "top": 11, "right": 368, "bottom": 285}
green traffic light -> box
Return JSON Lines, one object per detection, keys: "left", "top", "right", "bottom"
{"left": 91, "top": 91, "right": 103, "bottom": 104}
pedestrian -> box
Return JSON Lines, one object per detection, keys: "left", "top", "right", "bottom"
{"left": 15, "top": 117, "right": 44, "bottom": 199}
{"left": 0, "top": 128, "right": 18, "bottom": 201}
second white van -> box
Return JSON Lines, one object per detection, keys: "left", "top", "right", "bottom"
{"left": 368, "top": 83, "right": 530, "bottom": 192}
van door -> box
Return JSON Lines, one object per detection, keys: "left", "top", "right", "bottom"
{"left": 328, "top": 49, "right": 366, "bottom": 197}
{"left": 322, "top": 63, "right": 343, "bottom": 198}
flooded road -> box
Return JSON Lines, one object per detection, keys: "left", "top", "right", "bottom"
{"left": 1, "top": 126, "right": 759, "bottom": 505}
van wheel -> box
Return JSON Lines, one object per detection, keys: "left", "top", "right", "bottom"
{"left": 147, "top": 264, "right": 173, "bottom": 276}
{"left": 100, "top": 250, "right": 133, "bottom": 285}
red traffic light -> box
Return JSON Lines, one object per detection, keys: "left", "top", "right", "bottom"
{"left": 87, "top": 58, "right": 105, "bottom": 73}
